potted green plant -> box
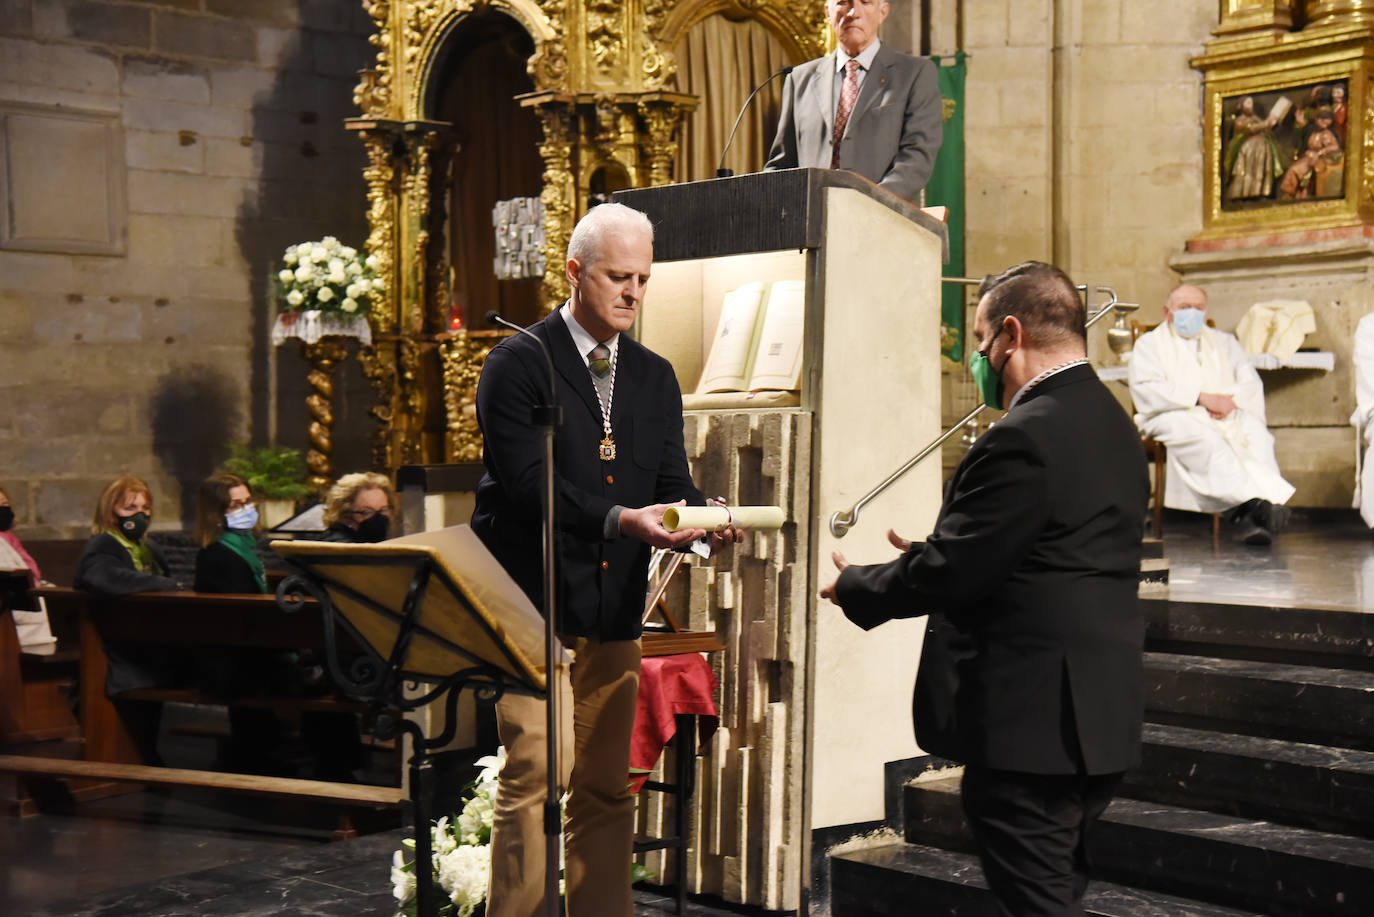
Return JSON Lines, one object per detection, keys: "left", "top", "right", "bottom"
{"left": 221, "top": 443, "right": 311, "bottom": 528}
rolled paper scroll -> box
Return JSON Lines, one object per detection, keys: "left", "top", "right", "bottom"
{"left": 661, "top": 505, "right": 785, "bottom": 532}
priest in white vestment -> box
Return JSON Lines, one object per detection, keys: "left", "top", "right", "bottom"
{"left": 1350, "top": 312, "right": 1374, "bottom": 526}
{"left": 1129, "top": 284, "right": 1294, "bottom": 544}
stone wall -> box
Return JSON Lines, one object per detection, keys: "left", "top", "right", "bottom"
{"left": 0, "top": 0, "right": 375, "bottom": 539}
{"left": 921, "top": 1, "right": 1217, "bottom": 475}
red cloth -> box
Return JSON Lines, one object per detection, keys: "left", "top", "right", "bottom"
{"left": 629, "top": 653, "right": 718, "bottom": 793}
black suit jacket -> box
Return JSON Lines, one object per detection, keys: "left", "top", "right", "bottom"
{"left": 471, "top": 310, "right": 704, "bottom": 640}
{"left": 835, "top": 364, "right": 1149, "bottom": 775}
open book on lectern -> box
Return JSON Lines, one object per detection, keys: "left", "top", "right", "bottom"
{"left": 271, "top": 524, "right": 567, "bottom": 694}
{"left": 695, "top": 280, "right": 806, "bottom": 394}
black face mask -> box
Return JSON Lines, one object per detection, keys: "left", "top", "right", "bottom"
{"left": 356, "top": 514, "right": 389, "bottom": 544}
{"left": 0, "top": 506, "right": 13, "bottom": 532}
{"left": 116, "top": 511, "right": 150, "bottom": 542}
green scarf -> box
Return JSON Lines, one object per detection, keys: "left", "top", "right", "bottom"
{"left": 107, "top": 528, "right": 162, "bottom": 575}
{"left": 218, "top": 530, "right": 267, "bottom": 593}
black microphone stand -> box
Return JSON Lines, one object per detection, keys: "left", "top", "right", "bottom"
{"left": 716, "top": 65, "right": 793, "bottom": 178}
{"left": 487, "top": 310, "right": 563, "bottom": 917}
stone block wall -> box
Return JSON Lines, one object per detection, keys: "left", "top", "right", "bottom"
{"left": 920, "top": 1, "right": 1216, "bottom": 466}
{"left": 0, "top": 0, "right": 374, "bottom": 539}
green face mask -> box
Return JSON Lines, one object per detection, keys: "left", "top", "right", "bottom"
{"left": 969, "top": 324, "right": 1007, "bottom": 410}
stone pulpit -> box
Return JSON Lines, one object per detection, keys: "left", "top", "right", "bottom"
{"left": 616, "top": 168, "right": 947, "bottom": 910}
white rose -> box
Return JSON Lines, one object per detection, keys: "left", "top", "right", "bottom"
{"left": 278, "top": 269, "right": 295, "bottom": 284}
{"left": 366, "top": 253, "right": 380, "bottom": 270}
{"left": 317, "top": 287, "right": 335, "bottom": 302}
{"left": 311, "top": 244, "right": 328, "bottom": 262}
{"left": 347, "top": 261, "right": 363, "bottom": 276}
{"left": 372, "top": 275, "right": 386, "bottom": 290}
{"left": 341, "top": 298, "right": 358, "bottom": 313}
{"left": 346, "top": 283, "right": 362, "bottom": 299}
{"left": 286, "top": 289, "right": 304, "bottom": 306}
{"left": 322, "top": 235, "right": 338, "bottom": 246}
{"left": 295, "top": 264, "right": 314, "bottom": 282}
{"left": 355, "top": 278, "right": 371, "bottom": 293}
{"left": 283, "top": 251, "right": 298, "bottom": 266}
{"left": 341, "top": 246, "right": 357, "bottom": 259}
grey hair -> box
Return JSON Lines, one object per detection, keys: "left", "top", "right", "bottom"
{"left": 566, "top": 203, "right": 654, "bottom": 268}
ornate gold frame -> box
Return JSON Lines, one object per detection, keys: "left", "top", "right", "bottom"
{"left": 346, "top": 0, "right": 826, "bottom": 469}
{"left": 1193, "top": 16, "right": 1374, "bottom": 242}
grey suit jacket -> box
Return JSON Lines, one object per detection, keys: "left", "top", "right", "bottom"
{"left": 764, "top": 45, "right": 943, "bottom": 203}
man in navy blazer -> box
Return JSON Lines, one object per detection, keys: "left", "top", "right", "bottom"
{"left": 765, "top": 0, "right": 943, "bottom": 202}
{"left": 473, "top": 203, "right": 737, "bottom": 917}
{"left": 821, "top": 262, "right": 1148, "bottom": 915}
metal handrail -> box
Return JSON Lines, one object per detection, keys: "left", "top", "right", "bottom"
{"left": 828, "top": 285, "right": 1137, "bottom": 538}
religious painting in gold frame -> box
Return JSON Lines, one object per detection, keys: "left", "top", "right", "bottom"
{"left": 1196, "top": 51, "right": 1371, "bottom": 242}
{"left": 1219, "top": 79, "right": 1349, "bottom": 209}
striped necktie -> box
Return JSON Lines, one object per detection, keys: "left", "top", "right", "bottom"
{"left": 831, "top": 59, "right": 861, "bottom": 169}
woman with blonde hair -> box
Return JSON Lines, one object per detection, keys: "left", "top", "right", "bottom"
{"left": 320, "top": 471, "right": 395, "bottom": 543}
{"left": 74, "top": 474, "right": 180, "bottom": 762}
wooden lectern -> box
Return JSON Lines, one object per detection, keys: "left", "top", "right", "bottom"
{"left": 613, "top": 168, "right": 948, "bottom": 911}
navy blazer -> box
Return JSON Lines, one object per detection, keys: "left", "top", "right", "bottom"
{"left": 472, "top": 310, "right": 704, "bottom": 640}
{"left": 835, "top": 364, "right": 1149, "bottom": 775}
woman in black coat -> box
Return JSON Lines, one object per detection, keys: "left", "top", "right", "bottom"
{"left": 74, "top": 474, "right": 180, "bottom": 762}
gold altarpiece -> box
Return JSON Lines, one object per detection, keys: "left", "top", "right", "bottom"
{"left": 344, "top": 0, "right": 828, "bottom": 470}
{"left": 1172, "top": 2, "right": 1374, "bottom": 508}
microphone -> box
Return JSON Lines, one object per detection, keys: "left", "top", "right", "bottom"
{"left": 716, "top": 65, "right": 794, "bottom": 178}
{"left": 486, "top": 310, "right": 559, "bottom": 424}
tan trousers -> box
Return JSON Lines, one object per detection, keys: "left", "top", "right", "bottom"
{"left": 486, "top": 636, "right": 641, "bottom": 917}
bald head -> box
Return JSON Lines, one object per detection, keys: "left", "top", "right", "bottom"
{"left": 1164, "top": 285, "right": 1207, "bottom": 321}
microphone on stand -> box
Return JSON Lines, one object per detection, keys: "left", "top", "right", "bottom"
{"left": 484, "top": 307, "right": 563, "bottom": 917}
{"left": 716, "top": 65, "right": 794, "bottom": 178}
{"left": 486, "top": 310, "right": 558, "bottom": 412}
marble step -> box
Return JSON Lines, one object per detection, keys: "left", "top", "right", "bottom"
{"left": 1144, "top": 651, "right": 1374, "bottom": 750}
{"left": 830, "top": 840, "right": 1266, "bottom": 917}
{"left": 903, "top": 776, "right": 1374, "bottom": 917}
{"left": 1122, "top": 722, "right": 1374, "bottom": 838}
{"left": 1139, "top": 557, "right": 1169, "bottom": 588}
{"left": 1142, "top": 598, "right": 1374, "bottom": 670}
{"left": 1141, "top": 537, "right": 1164, "bottom": 560}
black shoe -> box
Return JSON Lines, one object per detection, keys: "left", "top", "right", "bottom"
{"left": 1227, "top": 498, "right": 1263, "bottom": 525}
{"left": 1238, "top": 521, "right": 1272, "bottom": 545}
{"left": 1255, "top": 500, "right": 1291, "bottom": 533}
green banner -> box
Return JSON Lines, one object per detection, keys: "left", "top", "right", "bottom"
{"left": 927, "top": 53, "right": 967, "bottom": 363}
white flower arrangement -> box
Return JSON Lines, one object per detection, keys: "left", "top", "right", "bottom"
{"left": 276, "top": 236, "right": 381, "bottom": 319}
{"left": 389, "top": 746, "right": 651, "bottom": 915}
{"left": 391, "top": 749, "right": 504, "bottom": 917}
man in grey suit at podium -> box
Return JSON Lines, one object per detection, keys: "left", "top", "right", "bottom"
{"left": 764, "top": 0, "right": 943, "bottom": 202}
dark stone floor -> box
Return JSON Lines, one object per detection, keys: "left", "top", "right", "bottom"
{"left": 1159, "top": 508, "right": 1374, "bottom": 613}
{"left": 5, "top": 510, "right": 1367, "bottom": 916}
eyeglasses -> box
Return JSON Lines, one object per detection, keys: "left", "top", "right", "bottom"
{"left": 227, "top": 498, "right": 255, "bottom": 512}
{"left": 349, "top": 506, "right": 392, "bottom": 521}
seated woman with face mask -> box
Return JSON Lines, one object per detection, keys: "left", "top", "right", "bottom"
{"left": 318, "top": 472, "right": 395, "bottom": 543}
{"left": 74, "top": 474, "right": 182, "bottom": 762}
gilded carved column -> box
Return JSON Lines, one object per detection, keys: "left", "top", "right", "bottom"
{"left": 300, "top": 339, "right": 351, "bottom": 492}
{"left": 638, "top": 94, "right": 697, "bottom": 187}
{"left": 529, "top": 95, "right": 578, "bottom": 310}
{"left": 1305, "top": 1, "right": 1374, "bottom": 25}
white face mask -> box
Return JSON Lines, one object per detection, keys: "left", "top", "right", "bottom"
{"left": 225, "top": 505, "right": 258, "bottom": 531}
{"left": 1172, "top": 307, "right": 1206, "bottom": 339}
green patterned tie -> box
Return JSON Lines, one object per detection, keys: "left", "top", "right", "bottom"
{"left": 588, "top": 343, "right": 611, "bottom": 378}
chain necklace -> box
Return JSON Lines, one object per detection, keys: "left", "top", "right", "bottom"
{"left": 594, "top": 344, "right": 618, "bottom": 461}
{"left": 1007, "top": 359, "right": 1088, "bottom": 411}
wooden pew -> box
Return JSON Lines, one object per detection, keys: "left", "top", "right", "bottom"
{"left": 0, "top": 586, "right": 401, "bottom": 836}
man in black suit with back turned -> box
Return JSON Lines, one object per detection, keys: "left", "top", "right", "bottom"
{"left": 821, "top": 261, "right": 1148, "bottom": 916}
{"left": 472, "top": 202, "right": 739, "bottom": 917}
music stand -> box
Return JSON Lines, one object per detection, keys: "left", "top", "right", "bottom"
{"left": 272, "top": 525, "right": 568, "bottom": 917}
